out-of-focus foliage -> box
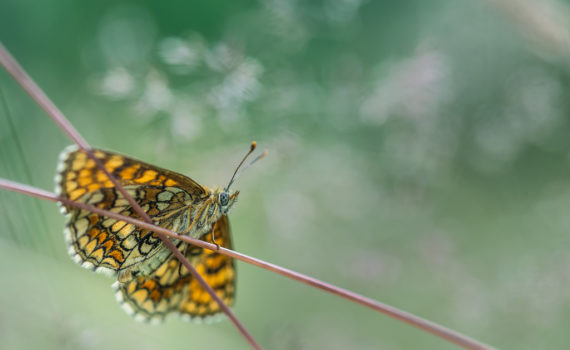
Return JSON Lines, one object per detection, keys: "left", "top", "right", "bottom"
{"left": 1, "top": 1, "right": 570, "bottom": 349}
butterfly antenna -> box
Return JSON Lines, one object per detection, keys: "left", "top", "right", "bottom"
{"left": 225, "top": 141, "right": 267, "bottom": 191}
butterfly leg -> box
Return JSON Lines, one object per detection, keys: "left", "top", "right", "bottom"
{"left": 210, "top": 223, "right": 220, "bottom": 251}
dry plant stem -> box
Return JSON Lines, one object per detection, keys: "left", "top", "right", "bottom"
{"left": 0, "top": 178, "right": 495, "bottom": 350}
{"left": 0, "top": 42, "right": 262, "bottom": 350}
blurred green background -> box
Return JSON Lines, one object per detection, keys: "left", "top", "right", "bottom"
{"left": 1, "top": 1, "right": 570, "bottom": 349}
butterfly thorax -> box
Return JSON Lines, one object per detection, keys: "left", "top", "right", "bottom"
{"left": 184, "top": 187, "right": 239, "bottom": 238}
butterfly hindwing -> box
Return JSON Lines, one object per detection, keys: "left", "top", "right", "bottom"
{"left": 113, "top": 216, "right": 236, "bottom": 322}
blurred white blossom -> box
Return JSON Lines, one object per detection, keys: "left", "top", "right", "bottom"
{"left": 169, "top": 100, "right": 204, "bottom": 141}
{"left": 96, "top": 67, "right": 135, "bottom": 99}
{"left": 208, "top": 59, "right": 263, "bottom": 123}
{"left": 361, "top": 45, "right": 452, "bottom": 125}
{"left": 133, "top": 70, "right": 173, "bottom": 119}
{"left": 158, "top": 36, "right": 204, "bottom": 74}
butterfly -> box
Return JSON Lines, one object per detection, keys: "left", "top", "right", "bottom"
{"left": 54, "top": 143, "right": 263, "bottom": 322}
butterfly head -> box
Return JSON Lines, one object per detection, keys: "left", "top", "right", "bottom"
{"left": 217, "top": 189, "right": 239, "bottom": 214}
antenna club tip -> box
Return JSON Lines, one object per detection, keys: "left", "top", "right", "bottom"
{"left": 262, "top": 150, "right": 268, "bottom": 157}
{"left": 250, "top": 141, "right": 257, "bottom": 150}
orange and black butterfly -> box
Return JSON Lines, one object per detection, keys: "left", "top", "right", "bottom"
{"left": 54, "top": 144, "right": 262, "bottom": 322}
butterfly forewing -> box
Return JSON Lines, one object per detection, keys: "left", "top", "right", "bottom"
{"left": 55, "top": 145, "right": 206, "bottom": 279}
{"left": 113, "top": 215, "right": 236, "bottom": 322}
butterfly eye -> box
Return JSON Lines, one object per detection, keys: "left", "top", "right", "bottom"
{"left": 219, "top": 192, "right": 229, "bottom": 206}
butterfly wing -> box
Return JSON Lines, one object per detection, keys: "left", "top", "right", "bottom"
{"left": 55, "top": 145, "right": 208, "bottom": 280}
{"left": 179, "top": 215, "right": 236, "bottom": 320}
{"left": 113, "top": 216, "right": 236, "bottom": 322}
